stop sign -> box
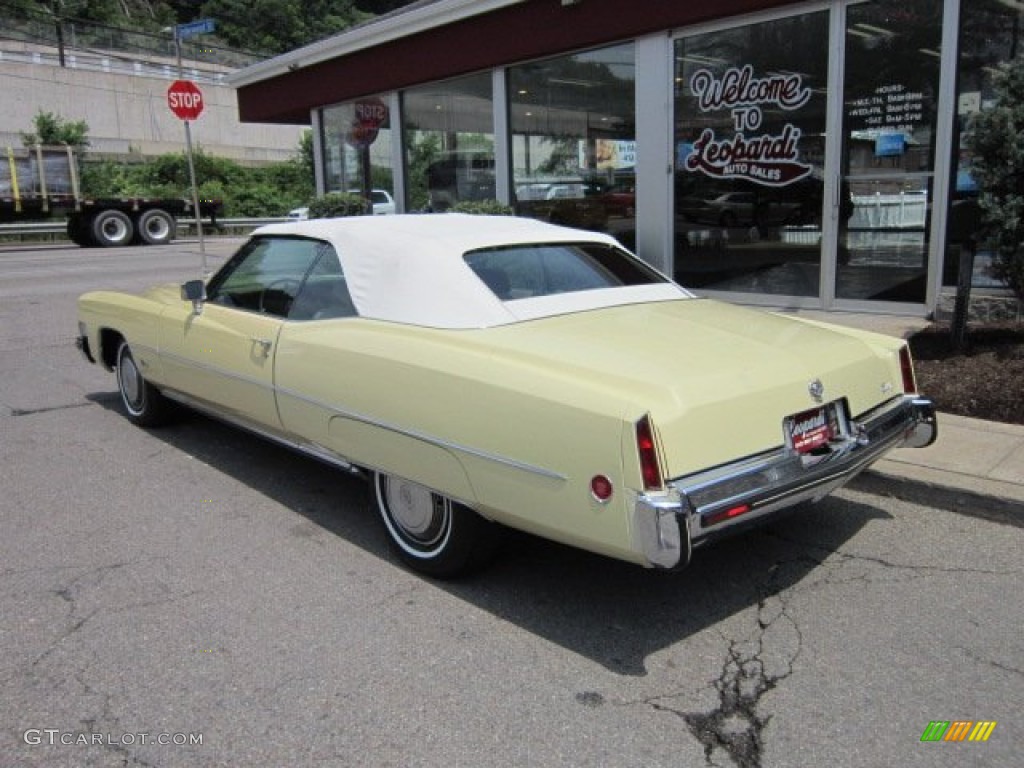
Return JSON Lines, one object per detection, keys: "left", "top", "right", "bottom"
{"left": 354, "top": 98, "right": 387, "bottom": 129}
{"left": 167, "top": 80, "right": 204, "bottom": 120}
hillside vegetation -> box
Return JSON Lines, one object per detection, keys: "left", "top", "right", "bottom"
{"left": 4, "top": 0, "right": 414, "bottom": 56}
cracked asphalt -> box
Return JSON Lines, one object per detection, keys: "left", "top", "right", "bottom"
{"left": 1, "top": 241, "right": 1021, "bottom": 767}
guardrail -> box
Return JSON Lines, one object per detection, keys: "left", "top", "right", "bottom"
{"left": 0, "top": 217, "right": 286, "bottom": 240}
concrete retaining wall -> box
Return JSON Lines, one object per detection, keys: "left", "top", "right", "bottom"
{"left": 0, "top": 50, "right": 305, "bottom": 164}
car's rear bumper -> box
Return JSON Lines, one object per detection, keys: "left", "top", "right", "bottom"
{"left": 631, "top": 395, "right": 937, "bottom": 568}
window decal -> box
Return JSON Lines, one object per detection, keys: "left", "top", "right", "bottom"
{"left": 684, "top": 65, "right": 813, "bottom": 187}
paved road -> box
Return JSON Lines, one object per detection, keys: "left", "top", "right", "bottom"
{"left": 1, "top": 241, "right": 1021, "bottom": 767}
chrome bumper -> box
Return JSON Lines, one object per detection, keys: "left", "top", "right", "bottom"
{"left": 75, "top": 334, "right": 95, "bottom": 364}
{"left": 632, "top": 395, "right": 936, "bottom": 569}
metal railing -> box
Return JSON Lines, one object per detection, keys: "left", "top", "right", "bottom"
{"left": 0, "top": 7, "right": 265, "bottom": 85}
{"left": 0, "top": 217, "right": 285, "bottom": 241}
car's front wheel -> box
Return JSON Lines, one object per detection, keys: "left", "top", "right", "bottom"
{"left": 373, "top": 472, "right": 500, "bottom": 577}
{"left": 115, "top": 341, "right": 173, "bottom": 427}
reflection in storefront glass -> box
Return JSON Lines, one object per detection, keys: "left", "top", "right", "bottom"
{"left": 836, "top": 0, "right": 941, "bottom": 304}
{"left": 401, "top": 73, "right": 494, "bottom": 211}
{"left": 320, "top": 96, "right": 394, "bottom": 208}
{"left": 508, "top": 43, "right": 635, "bottom": 242}
{"left": 673, "top": 13, "right": 829, "bottom": 298}
{"left": 945, "top": 0, "right": 1023, "bottom": 289}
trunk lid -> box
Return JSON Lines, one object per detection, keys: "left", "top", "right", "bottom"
{"left": 478, "top": 298, "right": 903, "bottom": 477}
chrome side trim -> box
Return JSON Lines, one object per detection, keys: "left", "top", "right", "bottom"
{"left": 154, "top": 347, "right": 565, "bottom": 482}
{"left": 161, "top": 388, "right": 362, "bottom": 475}
{"left": 160, "top": 349, "right": 275, "bottom": 391}
{"left": 275, "top": 384, "right": 568, "bottom": 482}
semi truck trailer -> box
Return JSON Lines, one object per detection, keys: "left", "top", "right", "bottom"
{"left": 2, "top": 145, "right": 221, "bottom": 247}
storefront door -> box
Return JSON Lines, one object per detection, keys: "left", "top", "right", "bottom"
{"left": 833, "top": 0, "right": 943, "bottom": 308}
{"left": 673, "top": 10, "right": 830, "bottom": 304}
{"left": 673, "top": 0, "right": 946, "bottom": 312}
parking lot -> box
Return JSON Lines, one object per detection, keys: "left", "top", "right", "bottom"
{"left": 1, "top": 239, "right": 1021, "bottom": 767}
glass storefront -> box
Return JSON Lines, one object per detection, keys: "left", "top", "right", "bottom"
{"left": 673, "top": 13, "right": 830, "bottom": 298}
{"left": 835, "top": 0, "right": 942, "bottom": 304}
{"left": 320, "top": 96, "right": 395, "bottom": 205}
{"left": 401, "top": 72, "right": 494, "bottom": 211}
{"left": 507, "top": 43, "right": 636, "bottom": 240}
{"left": 307, "top": 0, "right": 1007, "bottom": 316}
{"left": 944, "top": 0, "right": 1024, "bottom": 289}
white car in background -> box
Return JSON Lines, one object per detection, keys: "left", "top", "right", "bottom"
{"left": 287, "top": 190, "right": 396, "bottom": 220}
{"left": 363, "top": 189, "right": 396, "bottom": 215}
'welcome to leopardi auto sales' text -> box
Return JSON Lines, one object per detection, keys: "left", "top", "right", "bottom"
{"left": 23, "top": 729, "right": 203, "bottom": 746}
{"left": 685, "top": 64, "right": 813, "bottom": 186}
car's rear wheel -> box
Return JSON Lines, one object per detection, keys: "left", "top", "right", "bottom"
{"left": 115, "top": 341, "right": 173, "bottom": 427}
{"left": 373, "top": 471, "right": 500, "bottom": 577}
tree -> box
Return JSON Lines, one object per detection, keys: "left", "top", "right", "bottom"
{"left": 198, "top": 0, "right": 368, "bottom": 54}
{"left": 968, "top": 56, "right": 1024, "bottom": 303}
{"left": 21, "top": 110, "right": 90, "bottom": 149}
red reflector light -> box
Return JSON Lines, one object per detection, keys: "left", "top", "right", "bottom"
{"left": 590, "top": 474, "right": 613, "bottom": 502}
{"left": 705, "top": 503, "right": 752, "bottom": 527}
{"left": 899, "top": 346, "right": 917, "bottom": 393}
{"left": 636, "top": 416, "right": 663, "bottom": 490}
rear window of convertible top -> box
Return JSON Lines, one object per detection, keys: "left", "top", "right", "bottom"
{"left": 464, "top": 241, "right": 667, "bottom": 301}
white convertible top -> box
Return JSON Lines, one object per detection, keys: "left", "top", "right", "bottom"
{"left": 253, "top": 214, "right": 691, "bottom": 329}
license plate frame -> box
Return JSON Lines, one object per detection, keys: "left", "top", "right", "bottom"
{"left": 785, "top": 400, "right": 848, "bottom": 455}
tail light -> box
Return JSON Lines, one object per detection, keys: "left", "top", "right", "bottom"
{"left": 899, "top": 346, "right": 917, "bottom": 393}
{"left": 636, "top": 415, "right": 663, "bottom": 491}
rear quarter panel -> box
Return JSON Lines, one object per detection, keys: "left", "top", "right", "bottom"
{"left": 274, "top": 320, "right": 648, "bottom": 564}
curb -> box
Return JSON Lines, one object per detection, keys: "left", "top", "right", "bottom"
{"left": 851, "top": 466, "right": 1024, "bottom": 529}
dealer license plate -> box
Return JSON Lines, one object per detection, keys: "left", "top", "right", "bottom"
{"left": 785, "top": 401, "right": 845, "bottom": 454}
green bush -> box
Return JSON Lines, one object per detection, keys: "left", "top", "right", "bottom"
{"left": 450, "top": 200, "right": 515, "bottom": 215}
{"left": 78, "top": 146, "right": 315, "bottom": 218}
{"left": 968, "top": 57, "right": 1024, "bottom": 302}
{"left": 307, "top": 192, "right": 370, "bottom": 218}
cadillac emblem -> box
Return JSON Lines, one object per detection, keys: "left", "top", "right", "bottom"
{"left": 808, "top": 379, "right": 825, "bottom": 402}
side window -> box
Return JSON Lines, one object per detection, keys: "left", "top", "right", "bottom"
{"left": 288, "top": 244, "right": 358, "bottom": 320}
{"left": 207, "top": 236, "right": 322, "bottom": 317}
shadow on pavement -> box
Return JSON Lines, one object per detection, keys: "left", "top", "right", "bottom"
{"left": 88, "top": 391, "right": 893, "bottom": 675}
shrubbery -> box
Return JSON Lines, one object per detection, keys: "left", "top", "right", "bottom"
{"left": 79, "top": 147, "right": 315, "bottom": 218}
{"left": 450, "top": 200, "right": 515, "bottom": 215}
{"left": 306, "top": 192, "right": 370, "bottom": 218}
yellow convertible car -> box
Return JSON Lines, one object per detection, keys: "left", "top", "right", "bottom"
{"left": 77, "top": 214, "right": 936, "bottom": 576}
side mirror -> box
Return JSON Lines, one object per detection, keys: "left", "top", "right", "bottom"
{"left": 180, "top": 279, "right": 207, "bottom": 315}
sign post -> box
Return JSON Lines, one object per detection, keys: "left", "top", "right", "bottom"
{"left": 349, "top": 98, "right": 388, "bottom": 211}
{"left": 170, "top": 20, "right": 215, "bottom": 275}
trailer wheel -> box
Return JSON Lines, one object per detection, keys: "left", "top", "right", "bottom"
{"left": 91, "top": 210, "right": 134, "bottom": 247}
{"left": 67, "top": 216, "right": 95, "bottom": 247}
{"left": 135, "top": 209, "right": 175, "bottom": 246}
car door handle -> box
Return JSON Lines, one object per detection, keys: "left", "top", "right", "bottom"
{"left": 250, "top": 337, "right": 273, "bottom": 356}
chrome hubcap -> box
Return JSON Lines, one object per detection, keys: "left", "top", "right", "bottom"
{"left": 383, "top": 477, "right": 448, "bottom": 547}
{"left": 120, "top": 354, "right": 141, "bottom": 407}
